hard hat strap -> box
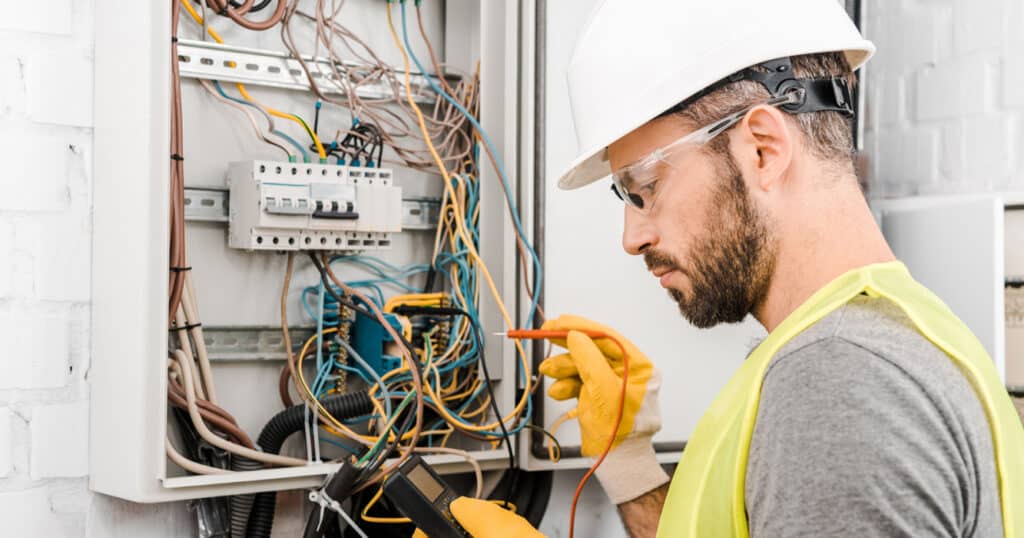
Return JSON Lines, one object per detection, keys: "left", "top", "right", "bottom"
{"left": 663, "top": 56, "right": 855, "bottom": 118}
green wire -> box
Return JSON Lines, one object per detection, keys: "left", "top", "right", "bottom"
{"left": 358, "top": 391, "right": 416, "bottom": 466}
{"left": 357, "top": 326, "right": 441, "bottom": 468}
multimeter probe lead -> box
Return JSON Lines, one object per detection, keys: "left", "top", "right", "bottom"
{"left": 504, "top": 329, "right": 630, "bottom": 538}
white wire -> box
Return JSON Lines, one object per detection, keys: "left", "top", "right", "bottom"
{"left": 165, "top": 438, "right": 230, "bottom": 475}
{"left": 413, "top": 447, "right": 483, "bottom": 499}
{"left": 334, "top": 504, "right": 369, "bottom": 538}
{"left": 170, "top": 351, "right": 308, "bottom": 466}
{"left": 303, "top": 403, "right": 315, "bottom": 463}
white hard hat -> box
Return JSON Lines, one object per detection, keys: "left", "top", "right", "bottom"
{"left": 557, "top": 0, "right": 876, "bottom": 190}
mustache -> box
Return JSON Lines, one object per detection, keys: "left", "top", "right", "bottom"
{"left": 644, "top": 249, "right": 681, "bottom": 273}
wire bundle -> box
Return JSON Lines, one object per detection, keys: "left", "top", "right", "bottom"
{"left": 166, "top": 0, "right": 558, "bottom": 534}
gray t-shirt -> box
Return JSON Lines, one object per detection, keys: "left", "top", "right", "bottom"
{"left": 745, "top": 295, "right": 1002, "bottom": 537}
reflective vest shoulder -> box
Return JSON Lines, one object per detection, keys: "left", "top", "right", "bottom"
{"left": 657, "top": 262, "right": 1024, "bottom": 537}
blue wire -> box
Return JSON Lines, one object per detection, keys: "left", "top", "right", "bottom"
{"left": 317, "top": 433, "right": 360, "bottom": 456}
{"left": 333, "top": 362, "right": 375, "bottom": 385}
{"left": 398, "top": 3, "right": 542, "bottom": 327}
{"left": 316, "top": 282, "right": 326, "bottom": 373}
{"left": 336, "top": 337, "right": 393, "bottom": 422}
{"left": 211, "top": 81, "right": 310, "bottom": 162}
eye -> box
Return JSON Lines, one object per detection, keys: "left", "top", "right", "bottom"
{"left": 638, "top": 179, "right": 659, "bottom": 195}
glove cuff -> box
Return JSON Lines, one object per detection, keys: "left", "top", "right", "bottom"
{"left": 593, "top": 435, "right": 670, "bottom": 505}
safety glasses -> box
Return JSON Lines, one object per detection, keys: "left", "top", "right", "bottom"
{"left": 609, "top": 91, "right": 803, "bottom": 213}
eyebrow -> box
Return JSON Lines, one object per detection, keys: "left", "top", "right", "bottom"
{"left": 616, "top": 168, "right": 638, "bottom": 189}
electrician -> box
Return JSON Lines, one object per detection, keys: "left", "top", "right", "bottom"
{"left": 439, "top": 0, "right": 1024, "bottom": 536}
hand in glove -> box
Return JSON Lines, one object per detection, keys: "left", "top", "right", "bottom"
{"left": 539, "top": 315, "right": 669, "bottom": 504}
{"left": 411, "top": 497, "right": 545, "bottom": 538}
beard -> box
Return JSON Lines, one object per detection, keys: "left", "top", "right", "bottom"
{"left": 643, "top": 151, "right": 777, "bottom": 329}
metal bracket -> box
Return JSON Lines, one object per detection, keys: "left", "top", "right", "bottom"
{"left": 177, "top": 39, "right": 447, "bottom": 105}
{"left": 401, "top": 197, "right": 442, "bottom": 230}
{"left": 184, "top": 188, "right": 229, "bottom": 222}
{"left": 184, "top": 326, "right": 315, "bottom": 362}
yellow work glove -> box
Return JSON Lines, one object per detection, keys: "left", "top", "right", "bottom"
{"left": 410, "top": 497, "right": 545, "bottom": 538}
{"left": 539, "top": 315, "right": 669, "bottom": 504}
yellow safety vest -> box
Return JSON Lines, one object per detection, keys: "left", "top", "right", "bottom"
{"left": 657, "top": 262, "right": 1024, "bottom": 537}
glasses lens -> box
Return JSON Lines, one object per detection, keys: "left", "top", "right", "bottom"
{"left": 610, "top": 178, "right": 645, "bottom": 210}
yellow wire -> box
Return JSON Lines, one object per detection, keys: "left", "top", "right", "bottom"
{"left": 362, "top": 485, "right": 412, "bottom": 524}
{"left": 384, "top": 292, "right": 446, "bottom": 313}
{"left": 179, "top": 0, "right": 328, "bottom": 160}
{"left": 235, "top": 84, "right": 327, "bottom": 160}
{"left": 294, "top": 329, "right": 378, "bottom": 444}
{"left": 385, "top": 6, "right": 534, "bottom": 434}
{"left": 182, "top": 0, "right": 532, "bottom": 441}
{"left": 546, "top": 410, "right": 575, "bottom": 462}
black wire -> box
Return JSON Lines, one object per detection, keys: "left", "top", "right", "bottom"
{"left": 523, "top": 424, "right": 561, "bottom": 460}
{"left": 306, "top": 253, "right": 424, "bottom": 474}
{"left": 313, "top": 102, "right": 321, "bottom": 135}
{"left": 362, "top": 391, "right": 419, "bottom": 477}
{"left": 391, "top": 305, "right": 516, "bottom": 507}
{"left": 307, "top": 255, "right": 515, "bottom": 504}
{"left": 228, "top": 0, "right": 272, "bottom": 12}
{"left": 308, "top": 255, "right": 420, "bottom": 367}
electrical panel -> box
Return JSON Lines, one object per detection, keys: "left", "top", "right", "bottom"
{"left": 226, "top": 160, "right": 401, "bottom": 251}
{"left": 91, "top": 0, "right": 531, "bottom": 511}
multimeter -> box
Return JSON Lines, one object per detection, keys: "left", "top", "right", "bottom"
{"left": 382, "top": 455, "right": 471, "bottom": 538}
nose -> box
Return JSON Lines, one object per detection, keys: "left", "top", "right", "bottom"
{"left": 622, "top": 207, "right": 657, "bottom": 255}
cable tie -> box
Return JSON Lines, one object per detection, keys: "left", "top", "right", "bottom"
{"left": 171, "top": 36, "right": 179, "bottom": 43}
{"left": 169, "top": 322, "right": 203, "bottom": 332}
{"left": 169, "top": 266, "right": 193, "bottom": 273}
{"left": 170, "top": 153, "right": 185, "bottom": 161}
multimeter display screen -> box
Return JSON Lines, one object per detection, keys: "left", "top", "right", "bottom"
{"left": 407, "top": 464, "right": 445, "bottom": 502}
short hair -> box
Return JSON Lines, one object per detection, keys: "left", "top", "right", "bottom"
{"left": 668, "top": 52, "right": 858, "bottom": 170}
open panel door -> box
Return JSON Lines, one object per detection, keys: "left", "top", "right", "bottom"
{"left": 877, "top": 196, "right": 1005, "bottom": 381}
{"left": 525, "top": 0, "right": 765, "bottom": 472}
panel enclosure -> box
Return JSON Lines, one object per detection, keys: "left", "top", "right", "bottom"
{"left": 91, "top": 0, "right": 526, "bottom": 502}
{"left": 873, "top": 193, "right": 1024, "bottom": 385}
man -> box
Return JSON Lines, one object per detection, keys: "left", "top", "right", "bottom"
{"left": 441, "top": 0, "right": 1024, "bottom": 536}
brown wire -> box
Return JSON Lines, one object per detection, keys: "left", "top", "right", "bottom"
{"left": 169, "top": 0, "right": 187, "bottom": 322}
{"left": 413, "top": 4, "right": 544, "bottom": 324}
{"left": 167, "top": 382, "right": 255, "bottom": 448}
{"left": 279, "top": 3, "right": 476, "bottom": 170}
{"left": 204, "top": 0, "right": 286, "bottom": 31}
{"left": 320, "top": 255, "right": 425, "bottom": 491}
{"left": 281, "top": 252, "right": 305, "bottom": 406}
{"left": 276, "top": 250, "right": 300, "bottom": 410}
{"left": 278, "top": 362, "right": 295, "bottom": 408}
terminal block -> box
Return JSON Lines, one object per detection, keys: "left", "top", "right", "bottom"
{"left": 227, "top": 160, "right": 402, "bottom": 251}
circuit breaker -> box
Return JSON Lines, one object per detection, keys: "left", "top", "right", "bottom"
{"left": 227, "top": 160, "right": 401, "bottom": 251}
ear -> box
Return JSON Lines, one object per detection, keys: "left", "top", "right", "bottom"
{"left": 731, "top": 105, "right": 794, "bottom": 192}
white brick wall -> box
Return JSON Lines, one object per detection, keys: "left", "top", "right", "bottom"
{"left": 864, "top": 0, "right": 1024, "bottom": 196}
{"left": 30, "top": 402, "right": 88, "bottom": 479}
{"left": 0, "top": 0, "right": 173, "bottom": 536}
{"left": 0, "top": 0, "right": 1016, "bottom": 536}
